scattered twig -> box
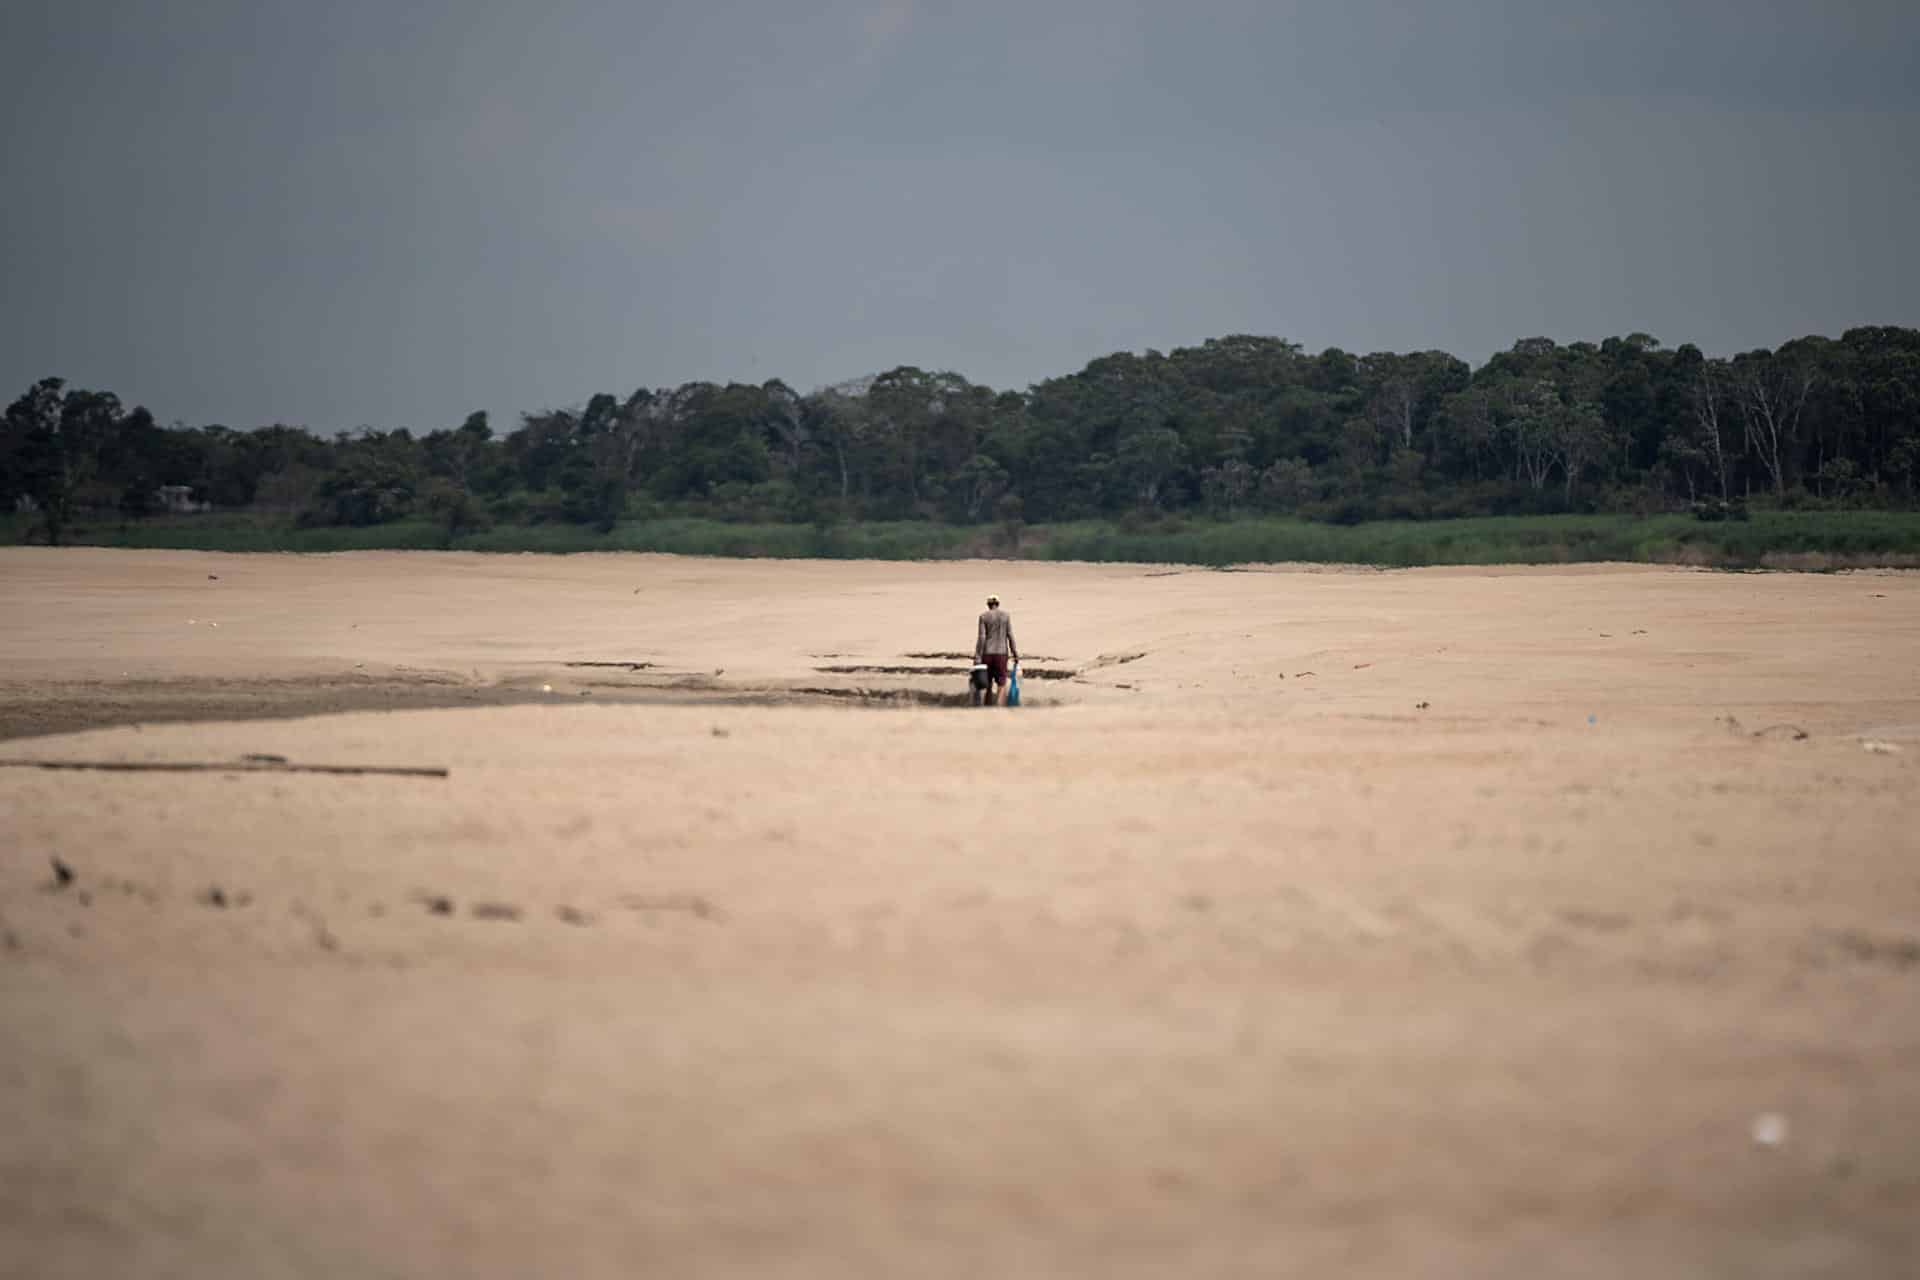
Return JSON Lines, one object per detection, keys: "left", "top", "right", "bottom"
{"left": 1752, "top": 724, "right": 1809, "bottom": 741}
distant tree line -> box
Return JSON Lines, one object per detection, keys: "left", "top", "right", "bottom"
{"left": 5, "top": 327, "right": 1918, "bottom": 543}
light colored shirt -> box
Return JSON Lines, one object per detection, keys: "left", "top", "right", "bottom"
{"left": 976, "top": 608, "right": 1018, "bottom": 660}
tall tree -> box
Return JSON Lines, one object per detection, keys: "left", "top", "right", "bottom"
{"left": 1727, "top": 347, "right": 1817, "bottom": 497}
{"left": 1687, "top": 360, "right": 1735, "bottom": 502}
{"left": 1116, "top": 427, "right": 1185, "bottom": 508}
{"left": 2, "top": 379, "right": 125, "bottom": 544}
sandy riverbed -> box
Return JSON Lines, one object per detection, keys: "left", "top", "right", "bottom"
{"left": 2, "top": 548, "right": 1917, "bottom": 1277}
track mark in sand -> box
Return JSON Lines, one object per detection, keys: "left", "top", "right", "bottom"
{"left": 1088, "top": 651, "right": 1147, "bottom": 670}
{"left": 288, "top": 900, "right": 340, "bottom": 952}
{"left": 1558, "top": 908, "right": 1633, "bottom": 933}
{"left": 1305, "top": 891, "right": 1400, "bottom": 942}
{"left": 1852, "top": 721, "right": 1920, "bottom": 743}
{"left": 621, "top": 892, "right": 724, "bottom": 922}
{"left": 564, "top": 661, "right": 656, "bottom": 671}
{"left": 471, "top": 902, "right": 523, "bottom": 922}
{"left": 1376, "top": 900, "right": 1486, "bottom": 964}
{"left": 1823, "top": 928, "right": 1920, "bottom": 972}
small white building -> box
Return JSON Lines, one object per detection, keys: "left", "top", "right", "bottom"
{"left": 155, "top": 485, "right": 209, "bottom": 514}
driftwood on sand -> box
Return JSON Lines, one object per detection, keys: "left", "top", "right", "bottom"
{"left": 0, "top": 758, "right": 449, "bottom": 779}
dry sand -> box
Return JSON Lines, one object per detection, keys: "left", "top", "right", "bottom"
{"left": 2, "top": 547, "right": 1918, "bottom": 1278}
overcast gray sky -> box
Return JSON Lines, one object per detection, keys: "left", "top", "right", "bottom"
{"left": 4, "top": 0, "right": 1916, "bottom": 432}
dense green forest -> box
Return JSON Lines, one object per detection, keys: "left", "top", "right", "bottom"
{"left": 5, "top": 328, "right": 1918, "bottom": 549}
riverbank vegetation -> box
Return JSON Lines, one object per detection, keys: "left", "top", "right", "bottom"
{"left": 8, "top": 509, "right": 1918, "bottom": 570}
{"left": 6, "top": 327, "right": 1918, "bottom": 564}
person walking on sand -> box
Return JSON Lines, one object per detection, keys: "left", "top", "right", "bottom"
{"left": 974, "top": 594, "right": 1019, "bottom": 707}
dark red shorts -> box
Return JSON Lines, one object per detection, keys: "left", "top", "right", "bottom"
{"left": 983, "top": 655, "right": 1010, "bottom": 686}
